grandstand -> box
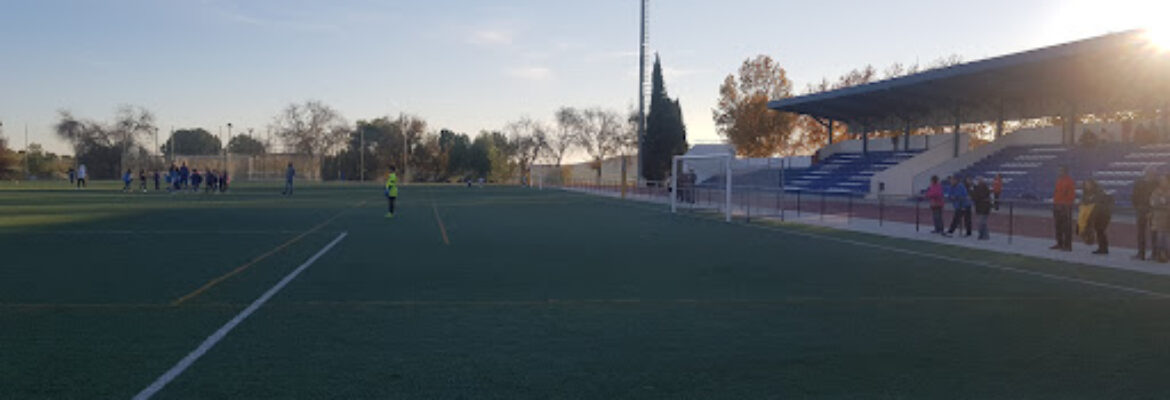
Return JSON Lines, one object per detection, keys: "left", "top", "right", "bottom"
{"left": 771, "top": 29, "right": 1169, "bottom": 201}
{"left": 782, "top": 150, "right": 921, "bottom": 196}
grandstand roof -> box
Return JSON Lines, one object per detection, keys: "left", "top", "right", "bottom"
{"left": 770, "top": 29, "right": 1170, "bottom": 129}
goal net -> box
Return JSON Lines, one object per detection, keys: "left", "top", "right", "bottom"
{"left": 671, "top": 154, "right": 733, "bottom": 222}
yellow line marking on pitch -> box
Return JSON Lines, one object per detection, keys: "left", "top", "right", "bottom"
{"left": 170, "top": 201, "right": 364, "bottom": 306}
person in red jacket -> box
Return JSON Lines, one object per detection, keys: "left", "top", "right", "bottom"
{"left": 1051, "top": 166, "right": 1077, "bottom": 251}
{"left": 925, "top": 175, "right": 946, "bottom": 234}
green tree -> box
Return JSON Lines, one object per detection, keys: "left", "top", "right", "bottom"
{"left": 25, "top": 143, "right": 67, "bottom": 178}
{"left": 162, "top": 128, "right": 221, "bottom": 155}
{"left": 0, "top": 127, "right": 17, "bottom": 179}
{"left": 642, "top": 54, "right": 689, "bottom": 181}
{"left": 227, "top": 134, "right": 267, "bottom": 155}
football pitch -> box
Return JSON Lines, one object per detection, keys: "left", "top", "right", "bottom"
{"left": 6, "top": 182, "right": 1170, "bottom": 398}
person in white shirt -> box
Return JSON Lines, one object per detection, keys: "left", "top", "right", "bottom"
{"left": 76, "top": 164, "right": 88, "bottom": 189}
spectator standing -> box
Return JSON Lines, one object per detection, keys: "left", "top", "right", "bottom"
{"left": 1133, "top": 167, "right": 1158, "bottom": 260}
{"left": 1083, "top": 180, "right": 1113, "bottom": 255}
{"left": 946, "top": 176, "right": 972, "bottom": 237}
{"left": 138, "top": 169, "right": 147, "bottom": 192}
{"left": 925, "top": 176, "right": 946, "bottom": 234}
{"left": 972, "top": 177, "right": 993, "bottom": 240}
{"left": 1052, "top": 166, "right": 1077, "bottom": 251}
{"left": 1151, "top": 175, "right": 1170, "bottom": 263}
{"left": 67, "top": 168, "right": 75, "bottom": 185}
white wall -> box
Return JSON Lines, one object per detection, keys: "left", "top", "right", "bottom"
{"left": 870, "top": 134, "right": 968, "bottom": 196}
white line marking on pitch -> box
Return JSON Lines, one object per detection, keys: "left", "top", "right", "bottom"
{"left": 131, "top": 231, "right": 349, "bottom": 400}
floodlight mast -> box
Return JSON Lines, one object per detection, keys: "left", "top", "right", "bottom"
{"left": 636, "top": 0, "right": 648, "bottom": 185}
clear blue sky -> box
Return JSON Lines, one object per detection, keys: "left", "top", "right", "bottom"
{"left": 0, "top": 0, "right": 1163, "bottom": 155}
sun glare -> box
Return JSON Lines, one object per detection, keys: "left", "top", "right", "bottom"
{"left": 1147, "top": 27, "right": 1170, "bottom": 51}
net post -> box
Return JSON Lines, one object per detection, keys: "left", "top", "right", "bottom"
{"left": 725, "top": 155, "right": 732, "bottom": 223}
{"left": 670, "top": 156, "right": 678, "bottom": 214}
{"left": 1009, "top": 202, "right": 1014, "bottom": 244}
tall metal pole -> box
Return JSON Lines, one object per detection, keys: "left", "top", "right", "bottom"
{"left": 226, "top": 123, "right": 232, "bottom": 176}
{"left": 24, "top": 123, "right": 30, "bottom": 177}
{"left": 400, "top": 112, "right": 408, "bottom": 184}
{"left": 360, "top": 127, "right": 365, "bottom": 182}
{"left": 636, "top": 0, "right": 648, "bottom": 185}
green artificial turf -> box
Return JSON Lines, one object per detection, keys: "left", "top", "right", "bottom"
{"left": 4, "top": 181, "right": 1170, "bottom": 398}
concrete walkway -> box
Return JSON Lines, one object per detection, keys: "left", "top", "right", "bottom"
{"left": 565, "top": 186, "right": 1170, "bottom": 277}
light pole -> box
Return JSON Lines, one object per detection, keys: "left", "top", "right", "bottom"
{"left": 360, "top": 126, "right": 365, "bottom": 182}
{"left": 24, "top": 123, "right": 29, "bottom": 178}
{"left": 226, "top": 123, "right": 233, "bottom": 177}
{"left": 399, "top": 112, "right": 408, "bottom": 184}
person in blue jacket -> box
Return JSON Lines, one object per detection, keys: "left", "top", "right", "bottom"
{"left": 946, "top": 175, "right": 973, "bottom": 237}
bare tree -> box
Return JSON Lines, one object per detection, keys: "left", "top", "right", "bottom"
{"left": 271, "top": 100, "right": 348, "bottom": 156}
{"left": 548, "top": 107, "right": 582, "bottom": 166}
{"left": 575, "top": 108, "right": 625, "bottom": 183}
{"left": 504, "top": 117, "right": 549, "bottom": 185}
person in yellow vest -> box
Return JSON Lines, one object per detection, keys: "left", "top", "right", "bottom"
{"left": 385, "top": 165, "right": 398, "bottom": 218}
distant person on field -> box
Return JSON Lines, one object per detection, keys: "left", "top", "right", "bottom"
{"left": 67, "top": 168, "right": 75, "bottom": 185}
{"left": 1083, "top": 179, "right": 1113, "bottom": 255}
{"left": 1051, "top": 166, "right": 1076, "bottom": 251}
{"left": 992, "top": 173, "right": 1003, "bottom": 210}
{"left": 152, "top": 170, "right": 160, "bottom": 191}
{"left": 220, "top": 170, "right": 228, "bottom": 192}
{"left": 925, "top": 175, "right": 946, "bottom": 234}
{"left": 1151, "top": 175, "right": 1170, "bottom": 263}
{"left": 138, "top": 169, "right": 147, "bottom": 192}
{"left": 190, "top": 169, "right": 203, "bottom": 192}
{"left": 945, "top": 176, "right": 972, "bottom": 237}
{"left": 122, "top": 169, "right": 134, "bottom": 192}
{"left": 179, "top": 162, "right": 190, "bottom": 188}
{"left": 385, "top": 165, "right": 398, "bottom": 218}
{"left": 1133, "top": 167, "right": 1158, "bottom": 260}
{"left": 206, "top": 169, "right": 219, "bottom": 193}
{"left": 283, "top": 163, "right": 296, "bottom": 195}
{"left": 972, "top": 176, "right": 993, "bottom": 240}
{"left": 76, "top": 164, "right": 88, "bottom": 189}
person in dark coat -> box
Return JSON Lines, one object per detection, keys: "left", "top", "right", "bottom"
{"left": 971, "top": 177, "right": 993, "bottom": 240}
{"left": 1133, "top": 167, "right": 1158, "bottom": 260}
{"left": 946, "top": 176, "right": 972, "bottom": 237}
{"left": 1084, "top": 180, "right": 1114, "bottom": 255}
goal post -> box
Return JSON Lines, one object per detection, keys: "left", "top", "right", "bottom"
{"left": 671, "top": 154, "right": 732, "bottom": 222}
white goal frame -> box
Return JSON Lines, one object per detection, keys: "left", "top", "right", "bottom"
{"left": 671, "top": 154, "right": 732, "bottom": 222}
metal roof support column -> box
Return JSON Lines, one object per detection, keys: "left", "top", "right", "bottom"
{"left": 827, "top": 119, "right": 834, "bottom": 145}
{"left": 952, "top": 108, "right": 961, "bottom": 158}
{"left": 902, "top": 121, "right": 911, "bottom": 152}
{"left": 1068, "top": 102, "right": 1079, "bottom": 146}
{"left": 995, "top": 102, "right": 1005, "bottom": 141}
{"left": 1155, "top": 98, "right": 1165, "bottom": 136}
{"left": 862, "top": 124, "right": 869, "bottom": 155}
